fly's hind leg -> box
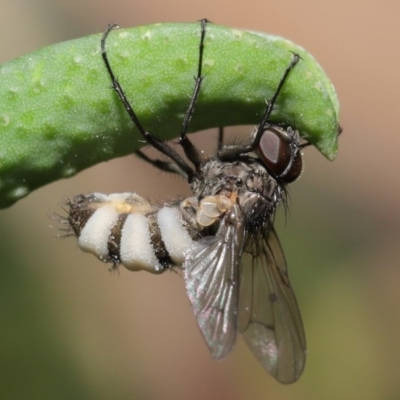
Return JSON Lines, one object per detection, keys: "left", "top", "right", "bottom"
{"left": 101, "top": 23, "right": 193, "bottom": 178}
{"left": 178, "top": 18, "right": 210, "bottom": 172}
{"left": 101, "top": 20, "right": 210, "bottom": 182}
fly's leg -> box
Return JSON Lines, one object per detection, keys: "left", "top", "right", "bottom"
{"left": 101, "top": 23, "right": 193, "bottom": 179}
{"left": 217, "top": 53, "right": 301, "bottom": 161}
{"left": 135, "top": 20, "right": 211, "bottom": 181}
{"left": 178, "top": 18, "right": 209, "bottom": 172}
{"left": 180, "top": 197, "right": 202, "bottom": 237}
{"left": 136, "top": 150, "right": 188, "bottom": 178}
{"left": 253, "top": 53, "right": 300, "bottom": 146}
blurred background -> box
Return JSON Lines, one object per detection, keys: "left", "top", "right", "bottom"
{"left": 1, "top": 0, "right": 399, "bottom": 399}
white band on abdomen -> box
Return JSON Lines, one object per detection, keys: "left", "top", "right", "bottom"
{"left": 157, "top": 207, "right": 194, "bottom": 265}
{"left": 120, "top": 213, "right": 162, "bottom": 272}
{"left": 78, "top": 205, "right": 119, "bottom": 262}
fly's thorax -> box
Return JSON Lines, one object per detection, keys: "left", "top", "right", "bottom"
{"left": 66, "top": 192, "right": 202, "bottom": 273}
{"left": 190, "top": 158, "right": 283, "bottom": 231}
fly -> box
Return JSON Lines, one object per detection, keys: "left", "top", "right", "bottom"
{"left": 64, "top": 19, "right": 308, "bottom": 383}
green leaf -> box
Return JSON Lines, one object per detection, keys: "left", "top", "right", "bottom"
{"left": 0, "top": 22, "right": 340, "bottom": 209}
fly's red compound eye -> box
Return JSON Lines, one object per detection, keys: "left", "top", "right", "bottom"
{"left": 257, "top": 127, "right": 302, "bottom": 183}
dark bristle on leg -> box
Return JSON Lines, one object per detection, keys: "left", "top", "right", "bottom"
{"left": 217, "top": 127, "right": 224, "bottom": 151}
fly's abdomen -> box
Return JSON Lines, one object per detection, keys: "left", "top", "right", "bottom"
{"left": 67, "top": 192, "right": 196, "bottom": 273}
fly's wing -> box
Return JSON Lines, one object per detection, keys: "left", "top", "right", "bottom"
{"left": 238, "top": 226, "right": 306, "bottom": 383}
{"left": 183, "top": 205, "right": 245, "bottom": 359}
